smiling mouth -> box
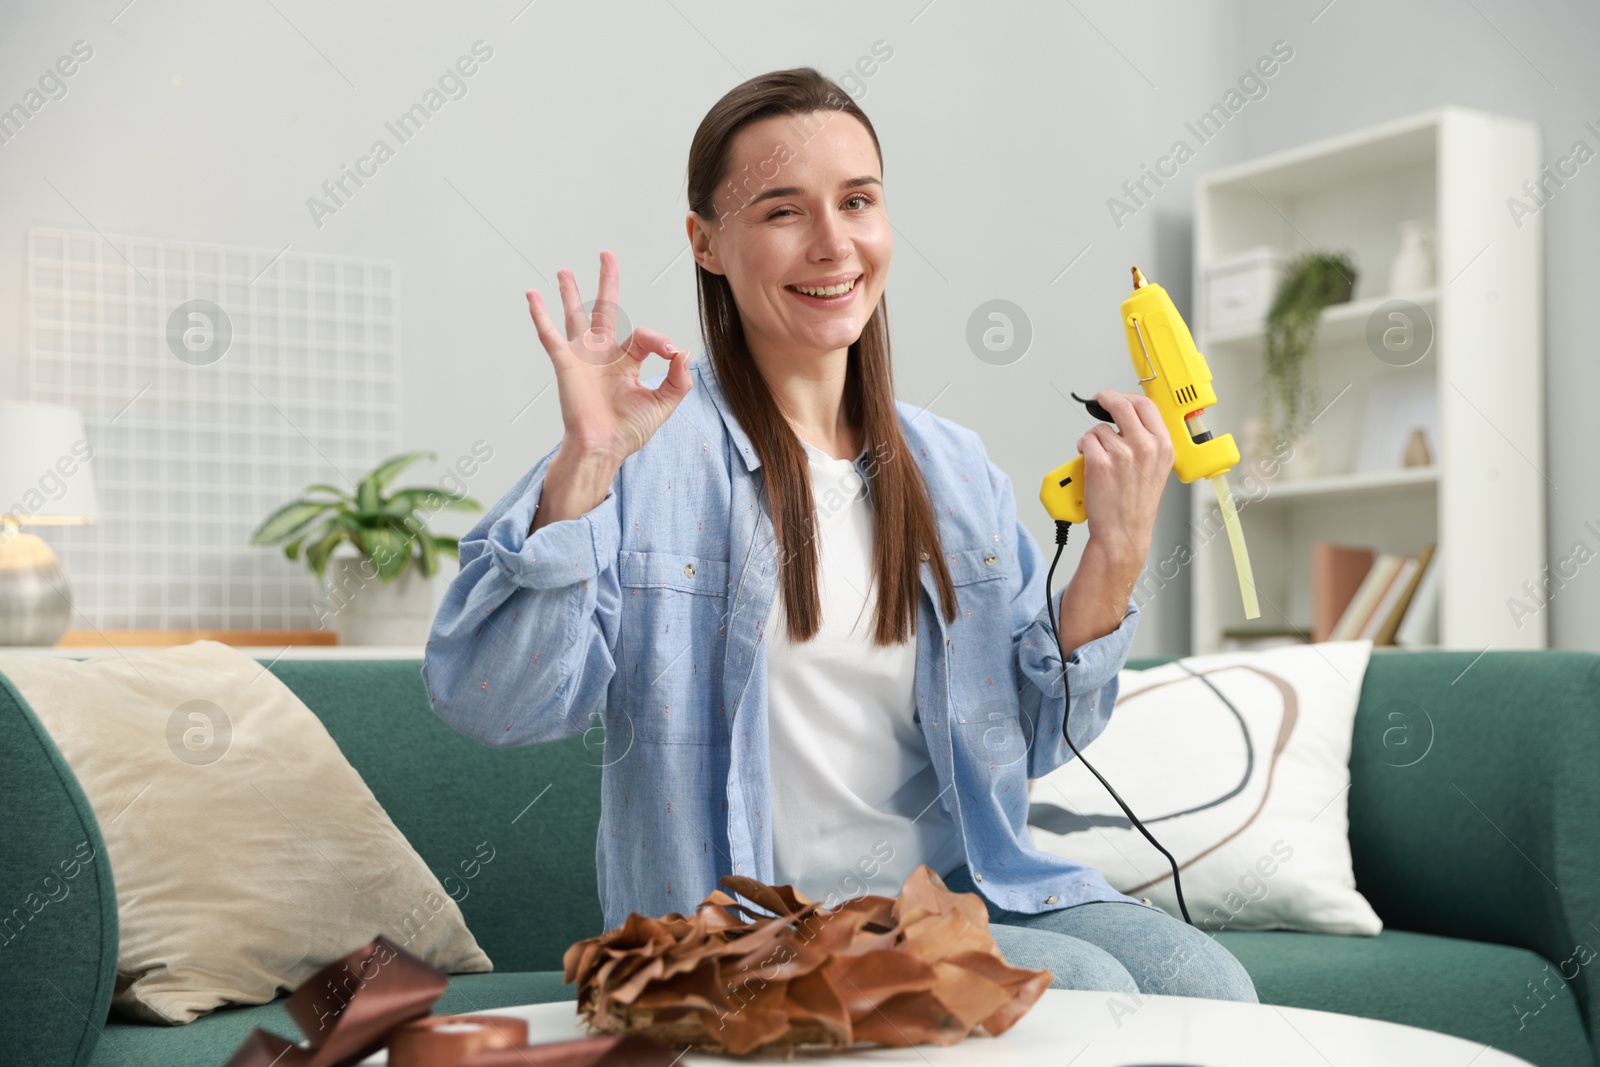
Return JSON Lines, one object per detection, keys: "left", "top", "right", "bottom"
{"left": 785, "top": 276, "right": 861, "bottom": 302}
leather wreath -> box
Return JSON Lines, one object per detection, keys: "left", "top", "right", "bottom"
{"left": 564, "top": 863, "right": 1052, "bottom": 1055}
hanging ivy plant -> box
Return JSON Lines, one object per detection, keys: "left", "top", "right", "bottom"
{"left": 1262, "top": 250, "right": 1357, "bottom": 447}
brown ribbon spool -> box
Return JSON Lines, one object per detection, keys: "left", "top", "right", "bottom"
{"left": 455, "top": 1034, "right": 684, "bottom": 1067}
{"left": 387, "top": 1014, "right": 529, "bottom": 1067}
{"left": 225, "top": 934, "right": 449, "bottom": 1067}
{"left": 222, "top": 935, "right": 681, "bottom": 1067}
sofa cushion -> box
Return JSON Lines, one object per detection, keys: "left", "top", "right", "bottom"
{"left": 1031, "top": 640, "right": 1381, "bottom": 935}
{"left": 87, "top": 971, "right": 575, "bottom": 1067}
{"left": 258, "top": 658, "right": 608, "bottom": 971}
{"left": 0, "top": 641, "right": 491, "bottom": 1024}
{"left": 1216, "top": 928, "right": 1591, "bottom": 1067}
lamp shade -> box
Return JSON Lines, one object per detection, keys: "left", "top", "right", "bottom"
{"left": 0, "top": 402, "right": 100, "bottom": 525}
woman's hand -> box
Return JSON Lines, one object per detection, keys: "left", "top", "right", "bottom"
{"left": 1051, "top": 389, "right": 1174, "bottom": 658}
{"left": 1076, "top": 389, "right": 1175, "bottom": 564}
{"left": 526, "top": 249, "right": 693, "bottom": 465}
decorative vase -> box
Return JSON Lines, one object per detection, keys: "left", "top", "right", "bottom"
{"left": 1402, "top": 426, "right": 1433, "bottom": 468}
{"left": 1388, "top": 221, "right": 1437, "bottom": 294}
{"left": 322, "top": 555, "right": 435, "bottom": 646}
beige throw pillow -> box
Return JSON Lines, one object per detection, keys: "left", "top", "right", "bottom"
{"left": 0, "top": 639, "right": 491, "bottom": 1024}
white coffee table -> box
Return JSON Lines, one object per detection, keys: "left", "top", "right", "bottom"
{"left": 361, "top": 991, "right": 1532, "bottom": 1065}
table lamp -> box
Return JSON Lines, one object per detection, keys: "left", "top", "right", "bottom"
{"left": 0, "top": 402, "right": 100, "bottom": 646}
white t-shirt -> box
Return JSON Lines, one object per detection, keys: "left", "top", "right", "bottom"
{"left": 765, "top": 437, "right": 966, "bottom": 906}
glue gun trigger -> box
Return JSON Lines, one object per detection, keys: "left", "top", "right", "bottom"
{"left": 1070, "top": 391, "right": 1116, "bottom": 424}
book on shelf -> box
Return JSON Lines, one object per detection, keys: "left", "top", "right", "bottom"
{"left": 1374, "top": 543, "right": 1436, "bottom": 645}
{"left": 1326, "top": 543, "right": 1438, "bottom": 645}
{"left": 1362, "top": 557, "right": 1418, "bottom": 639}
{"left": 1312, "top": 543, "right": 1375, "bottom": 642}
{"left": 1331, "top": 554, "right": 1403, "bottom": 641}
{"left": 1394, "top": 553, "right": 1441, "bottom": 646}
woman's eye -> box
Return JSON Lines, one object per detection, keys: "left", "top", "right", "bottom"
{"left": 765, "top": 194, "right": 876, "bottom": 221}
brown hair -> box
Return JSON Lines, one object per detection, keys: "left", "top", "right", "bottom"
{"left": 687, "top": 67, "right": 956, "bottom": 645}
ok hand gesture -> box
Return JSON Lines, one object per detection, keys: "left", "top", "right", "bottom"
{"left": 526, "top": 249, "right": 692, "bottom": 465}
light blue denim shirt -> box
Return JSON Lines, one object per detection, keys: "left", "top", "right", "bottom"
{"left": 422, "top": 355, "right": 1154, "bottom": 931}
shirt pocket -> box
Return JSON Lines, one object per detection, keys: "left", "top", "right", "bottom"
{"left": 940, "top": 543, "right": 1013, "bottom": 629}
{"left": 615, "top": 550, "right": 731, "bottom": 745}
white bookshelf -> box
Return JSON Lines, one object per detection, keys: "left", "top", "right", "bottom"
{"left": 1190, "top": 107, "right": 1545, "bottom": 654}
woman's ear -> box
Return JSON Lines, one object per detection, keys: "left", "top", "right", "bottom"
{"left": 686, "top": 211, "right": 725, "bottom": 277}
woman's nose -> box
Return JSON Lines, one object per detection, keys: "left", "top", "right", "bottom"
{"left": 810, "top": 211, "right": 850, "bottom": 260}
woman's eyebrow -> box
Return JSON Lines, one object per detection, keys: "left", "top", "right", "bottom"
{"left": 745, "top": 175, "right": 882, "bottom": 207}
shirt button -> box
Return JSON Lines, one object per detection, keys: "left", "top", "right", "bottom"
{"left": 973, "top": 872, "right": 983, "bottom": 883}
{"left": 919, "top": 550, "right": 929, "bottom": 562}
{"left": 984, "top": 553, "right": 997, "bottom": 566}
{"left": 1045, "top": 895, "right": 1057, "bottom": 904}
{"left": 1140, "top": 897, "right": 1153, "bottom": 906}
{"left": 684, "top": 563, "right": 696, "bottom": 578}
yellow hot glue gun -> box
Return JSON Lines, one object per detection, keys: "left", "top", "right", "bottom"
{"left": 1039, "top": 266, "right": 1260, "bottom": 619}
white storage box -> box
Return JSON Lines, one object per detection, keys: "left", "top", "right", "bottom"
{"left": 1203, "top": 246, "right": 1289, "bottom": 333}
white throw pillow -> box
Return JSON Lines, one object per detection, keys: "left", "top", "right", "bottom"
{"left": 1028, "top": 639, "right": 1382, "bottom": 936}
{"left": 0, "top": 640, "right": 491, "bottom": 1023}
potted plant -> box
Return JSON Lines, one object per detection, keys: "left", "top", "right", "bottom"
{"left": 251, "top": 451, "right": 483, "bottom": 645}
{"left": 1261, "top": 249, "right": 1357, "bottom": 476}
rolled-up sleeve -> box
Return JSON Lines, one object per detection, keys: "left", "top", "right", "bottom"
{"left": 422, "top": 442, "right": 623, "bottom": 749}
{"left": 983, "top": 450, "right": 1140, "bottom": 780}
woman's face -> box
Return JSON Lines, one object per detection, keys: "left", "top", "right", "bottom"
{"left": 689, "top": 110, "right": 892, "bottom": 365}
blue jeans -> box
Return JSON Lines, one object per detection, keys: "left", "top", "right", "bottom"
{"left": 941, "top": 863, "right": 1258, "bottom": 1002}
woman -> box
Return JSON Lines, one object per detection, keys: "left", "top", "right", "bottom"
{"left": 424, "top": 66, "right": 1256, "bottom": 1003}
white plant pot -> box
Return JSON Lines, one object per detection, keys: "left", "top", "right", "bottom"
{"left": 322, "top": 554, "right": 435, "bottom": 647}
{"left": 1239, "top": 418, "right": 1322, "bottom": 483}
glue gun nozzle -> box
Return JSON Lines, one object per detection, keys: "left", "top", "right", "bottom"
{"left": 1131, "top": 266, "right": 1149, "bottom": 289}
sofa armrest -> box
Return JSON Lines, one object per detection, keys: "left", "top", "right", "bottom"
{"left": 1345, "top": 650, "right": 1600, "bottom": 1042}
{"left": 0, "top": 669, "right": 119, "bottom": 1067}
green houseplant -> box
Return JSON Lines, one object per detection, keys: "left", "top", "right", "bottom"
{"left": 250, "top": 451, "right": 483, "bottom": 584}
{"left": 1262, "top": 250, "right": 1358, "bottom": 448}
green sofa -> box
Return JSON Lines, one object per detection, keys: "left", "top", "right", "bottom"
{"left": 4, "top": 647, "right": 1599, "bottom": 1067}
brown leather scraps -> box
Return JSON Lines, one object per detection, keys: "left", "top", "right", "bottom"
{"left": 563, "top": 863, "right": 1052, "bottom": 1055}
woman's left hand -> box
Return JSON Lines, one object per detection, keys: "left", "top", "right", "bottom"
{"left": 1077, "top": 389, "right": 1175, "bottom": 563}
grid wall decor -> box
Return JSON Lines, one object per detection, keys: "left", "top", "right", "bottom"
{"left": 22, "top": 226, "right": 402, "bottom": 632}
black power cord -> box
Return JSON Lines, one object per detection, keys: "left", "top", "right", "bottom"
{"left": 1044, "top": 519, "right": 1194, "bottom": 927}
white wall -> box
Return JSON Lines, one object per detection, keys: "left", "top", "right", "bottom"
{"left": 3, "top": 0, "right": 1441, "bottom": 655}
